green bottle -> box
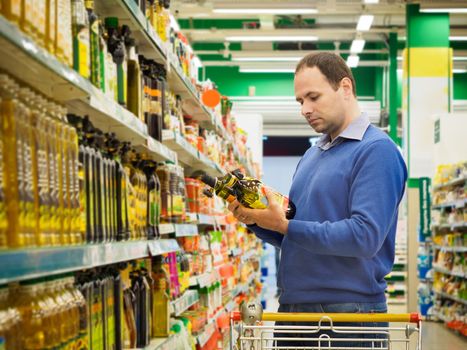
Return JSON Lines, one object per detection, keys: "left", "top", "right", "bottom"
{"left": 85, "top": 0, "right": 101, "bottom": 88}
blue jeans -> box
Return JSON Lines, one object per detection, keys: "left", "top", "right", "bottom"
{"left": 275, "top": 302, "right": 388, "bottom": 349}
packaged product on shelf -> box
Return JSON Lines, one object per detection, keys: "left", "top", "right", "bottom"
{"left": 126, "top": 37, "right": 143, "bottom": 122}
{"left": 85, "top": 0, "right": 101, "bottom": 88}
{"left": 45, "top": 0, "right": 57, "bottom": 54}
{"left": 195, "top": 169, "right": 296, "bottom": 219}
{"left": 142, "top": 160, "right": 161, "bottom": 239}
{"left": 71, "top": 0, "right": 91, "bottom": 79}
{"left": 105, "top": 17, "right": 128, "bottom": 106}
{"left": 156, "top": 162, "right": 172, "bottom": 223}
{"left": 152, "top": 257, "right": 171, "bottom": 337}
{"left": 0, "top": 286, "right": 21, "bottom": 350}
{"left": 1, "top": 0, "right": 22, "bottom": 26}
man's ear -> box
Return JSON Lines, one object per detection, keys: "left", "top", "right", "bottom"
{"left": 340, "top": 77, "right": 354, "bottom": 99}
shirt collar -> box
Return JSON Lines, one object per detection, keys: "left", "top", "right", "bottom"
{"left": 316, "top": 113, "right": 370, "bottom": 150}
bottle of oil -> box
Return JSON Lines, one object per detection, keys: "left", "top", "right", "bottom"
{"left": 196, "top": 169, "right": 296, "bottom": 219}
{"left": 151, "top": 261, "right": 170, "bottom": 337}
{"left": 14, "top": 281, "right": 46, "bottom": 349}
{"left": 150, "top": 63, "right": 163, "bottom": 142}
{"left": 156, "top": 162, "right": 171, "bottom": 224}
{"left": 170, "top": 163, "right": 182, "bottom": 224}
{"left": 106, "top": 17, "right": 128, "bottom": 106}
{"left": 45, "top": 0, "right": 56, "bottom": 54}
{"left": 0, "top": 89, "right": 5, "bottom": 248}
{"left": 72, "top": 0, "right": 91, "bottom": 79}
{"left": 126, "top": 37, "right": 143, "bottom": 122}
{"left": 115, "top": 142, "right": 130, "bottom": 241}
{"left": 2, "top": 0, "right": 22, "bottom": 26}
{"left": 67, "top": 121, "right": 82, "bottom": 245}
{"left": 0, "top": 76, "right": 28, "bottom": 248}
{"left": 121, "top": 148, "right": 137, "bottom": 240}
{"left": 85, "top": 0, "right": 101, "bottom": 88}
{"left": 38, "top": 279, "right": 61, "bottom": 349}
{"left": 142, "top": 160, "right": 158, "bottom": 240}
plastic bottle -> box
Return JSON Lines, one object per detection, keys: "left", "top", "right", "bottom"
{"left": 106, "top": 17, "right": 128, "bottom": 106}
{"left": 198, "top": 169, "right": 297, "bottom": 220}
{"left": 91, "top": 276, "right": 104, "bottom": 350}
{"left": 116, "top": 143, "right": 131, "bottom": 241}
{"left": 0, "top": 76, "right": 28, "bottom": 247}
{"left": 55, "top": 0, "right": 73, "bottom": 66}
{"left": 152, "top": 264, "right": 170, "bottom": 337}
{"left": 45, "top": 0, "right": 56, "bottom": 54}
{"left": 126, "top": 37, "right": 143, "bottom": 122}
{"left": 39, "top": 279, "right": 61, "bottom": 349}
{"left": 85, "top": 0, "right": 101, "bottom": 88}
{"left": 15, "top": 282, "right": 46, "bottom": 349}
{"left": 156, "top": 162, "right": 171, "bottom": 223}
{"left": 170, "top": 164, "right": 182, "bottom": 223}
{"left": 143, "top": 160, "right": 160, "bottom": 240}
{"left": 67, "top": 277, "right": 89, "bottom": 350}
{"left": 0, "top": 91, "right": 5, "bottom": 248}
{"left": 2, "top": 0, "right": 21, "bottom": 26}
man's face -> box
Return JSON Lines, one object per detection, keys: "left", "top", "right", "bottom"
{"left": 294, "top": 66, "right": 347, "bottom": 138}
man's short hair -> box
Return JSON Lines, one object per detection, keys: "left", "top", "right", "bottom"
{"left": 295, "top": 52, "right": 357, "bottom": 97}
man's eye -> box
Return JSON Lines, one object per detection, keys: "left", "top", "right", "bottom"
{"left": 310, "top": 96, "right": 319, "bottom": 101}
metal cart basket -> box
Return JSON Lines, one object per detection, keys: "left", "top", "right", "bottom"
{"left": 230, "top": 302, "right": 422, "bottom": 350}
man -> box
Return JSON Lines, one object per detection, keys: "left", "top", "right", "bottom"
{"left": 228, "top": 52, "right": 407, "bottom": 348}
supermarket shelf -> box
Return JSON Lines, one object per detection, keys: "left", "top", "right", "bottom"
{"left": 158, "top": 224, "right": 176, "bottom": 235}
{"left": 0, "top": 239, "right": 179, "bottom": 284}
{"left": 386, "top": 271, "right": 407, "bottom": 278}
{"left": 433, "top": 245, "right": 467, "bottom": 253}
{"left": 134, "top": 137, "right": 177, "bottom": 164}
{"left": 241, "top": 249, "right": 257, "bottom": 263}
{"left": 196, "top": 321, "right": 216, "bottom": 348}
{"left": 432, "top": 199, "right": 467, "bottom": 210}
{"left": 0, "top": 13, "right": 178, "bottom": 163}
{"left": 189, "top": 271, "right": 218, "bottom": 288}
{"left": 162, "top": 131, "right": 225, "bottom": 177}
{"left": 433, "top": 289, "right": 467, "bottom": 305}
{"left": 433, "top": 176, "right": 467, "bottom": 191}
{"left": 171, "top": 289, "right": 199, "bottom": 316}
{"left": 174, "top": 224, "right": 199, "bottom": 237}
{"left": 432, "top": 222, "right": 467, "bottom": 230}
{"left": 197, "top": 214, "right": 217, "bottom": 226}
{"left": 433, "top": 266, "right": 466, "bottom": 279}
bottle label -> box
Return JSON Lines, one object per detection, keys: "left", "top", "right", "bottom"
{"left": 172, "top": 195, "right": 184, "bottom": 216}
{"left": 117, "top": 63, "right": 128, "bottom": 105}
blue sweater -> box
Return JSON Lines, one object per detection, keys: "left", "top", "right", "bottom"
{"left": 252, "top": 125, "right": 407, "bottom": 304}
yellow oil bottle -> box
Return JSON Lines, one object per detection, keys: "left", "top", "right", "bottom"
{"left": 72, "top": 0, "right": 90, "bottom": 79}
{"left": 15, "top": 282, "right": 46, "bottom": 349}
{"left": 45, "top": 0, "right": 56, "bottom": 54}
{"left": 0, "top": 287, "right": 21, "bottom": 350}
{"left": 0, "top": 93, "right": 6, "bottom": 249}
{"left": 0, "top": 75, "right": 29, "bottom": 248}
{"left": 41, "top": 279, "right": 62, "bottom": 349}
{"left": 152, "top": 267, "right": 170, "bottom": 337}
{"left": 19, "top": 0, "right": 34, "bottom": 37}
{"left": 2, "top": 0, "right": 21, "bottom": 26}
{"left": 67, "top": 123, "right": 82, "bottom": 244}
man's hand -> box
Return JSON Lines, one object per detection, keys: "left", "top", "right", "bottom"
{"left": 226, "top": 188, "right": 289, "bottom": 235}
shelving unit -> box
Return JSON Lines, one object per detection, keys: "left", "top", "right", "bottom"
{"left": 430, "top": 168, "right": 466, "bottom": 337}
{"left": 0, "top": 239, "right": 179, "bottom": 284}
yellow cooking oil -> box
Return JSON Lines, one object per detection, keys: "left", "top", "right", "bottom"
{"left": 45, "top": 0, "right": 56, "bottom": 54}
{"left": 51, "top": 278, "right": 73, "bottom": 348}
{"left": 19, "top": 0, "right": 34, "bottom": 37}
{"left": 62, "top": 277, "right": 80, "bottom": 349}
{"left": 55, "top": 0, "right": 73, "bottom": 66}
{"left": 67, "top": 277, "right": 89, "bottom": 349}
{"left": 0, "top": 76, "right": 27, "bottom": 248}
{"left": 34, "top": 0, "right": 46, "bottom": 48}
{"left": 2, "top": 0, "right": 21, "bottom": 26}
{"left": 41, "top": 279, "right": 62, "bottom": 349}
{"left": 32, "top": 96, "right": 53, "bottom": 246}
{"left": 43, "top": 112, "right": 60, "bottom": 246}
{"left": 17, "top": 89, "right": 39, "bottom": 247}
{"left": 0, "top": 93, "right": 6, "bottom": 249}
{"left": 35, "top": 281, "right": 58, "bottom": 350}
{"left": 72, "top": 0, "right": 90, "bottom": 79}
{"left": 15, "top": 282, "right": 46, "bottom": 349}
{"left": 67, "top": 124, "right": 82, "bottom": 244}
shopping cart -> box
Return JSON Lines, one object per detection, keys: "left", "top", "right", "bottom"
{"left": 230, "top": 302, "right": 422, "bottom": 350}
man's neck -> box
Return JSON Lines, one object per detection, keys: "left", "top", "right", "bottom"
{"left": 330, "top": 102, "right": 361, "bottom": 141}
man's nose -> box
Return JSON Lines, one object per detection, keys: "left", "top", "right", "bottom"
{"left": 301, "top": 101, "right": 313, "bottom": 117}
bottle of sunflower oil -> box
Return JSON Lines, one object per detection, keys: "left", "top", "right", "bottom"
{"left": 2, "top": 0, "right": 21, "bottom": 26}
{"left": 29, "top": 95, "right": 52, "bottom": 247}
{"left": 15, "top": 281, "right": 46, "bottom": 349}
{"left": 0, "top": 92, "right": 6, "bottom": 249}
{"left": 19, "top": 0, "right": 34, "bottom": 37}
{"left": 45, "top": 0, "right": 56, "bottom": 54}
{"left": 33, "top": 0, "right": 47, "bottom": 48}
{"left": 41, "top": 278, "right": 61, "bottom": 349}
{"left": 66, "top": 122, "right": 82, "bottom": 245}
{"left": 0, "top": 76, "right": 29, "bottom": 248}
{"left": 17, "top": 88, "right": 39, "bottom": 248}
{"left": 72, "top": 0, "right": 91, "bottom": 79}
{"left": 55, "top": 0, "right": 73, "bottom": 66}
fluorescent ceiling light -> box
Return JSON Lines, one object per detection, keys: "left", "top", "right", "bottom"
{"left": 232, "top": 57, "right": 302, "bottom": 62}
{"left": 214, "top": 8, "right": 318, "bottom": 15}
{"left": 450, "top": 36, "right": 467, "bottom": 41}
{"left": 240, "top": 68, "right": 295, "bottom": 73}
{"left": 397, "top": 56, "right": 402, "bottom": 61}
{"left": 346, "top": 55, "right": 360, "bottom": 68}
{"left": 363, "top": 0, "right": 379, "bottom": 3}
{"left": 421, "top": 8, "right": 467, "bottom": 14}
{"left": 169, "top": 15, "right": 180, "bottom": 32}
{"left": 226, "top": 36, "right": 318, "bottom": 42}
{"left": 453, "top": 69, "right": 467, "bottom": 73}
{"left": 357, "top": 15, "right": 374, "bottom": 31}
{"left": 453, "top": 57, "right": 467, "bottom": 61}
{"left": 350, "top": 39, "right": 365, "bottom": 53}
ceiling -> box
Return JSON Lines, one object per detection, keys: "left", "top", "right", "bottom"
{"left": 171, "top": 0, "right": 467, "bottom": 136}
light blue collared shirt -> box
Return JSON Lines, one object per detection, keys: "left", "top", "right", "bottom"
{"left": 316, "top": 113, "right": 370, "bottom": 151}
